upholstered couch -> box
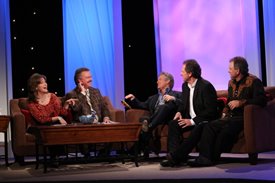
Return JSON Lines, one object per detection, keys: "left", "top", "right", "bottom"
{"left": 125, "top": 87, "right": 275, "bottom": 164}
{"left": 9, "top": 96, "right": 125, "bottom": 165}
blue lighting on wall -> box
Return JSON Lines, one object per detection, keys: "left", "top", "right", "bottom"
{"left": 62, "top": 0, "right": 124, "bottom": 107}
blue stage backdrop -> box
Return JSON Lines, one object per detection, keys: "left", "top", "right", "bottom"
{"left": 63, "top": 0, "right": 124, "bottom": 108}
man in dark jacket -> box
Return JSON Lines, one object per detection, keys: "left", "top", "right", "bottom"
{"left": 188, "top": 56, "right": 267, "bottom": 167}
{"left": 161, "top": 59, "right": 219, "bottom": 167}
{"left": 124, "top": 72, "right": 182, "bottom": 156}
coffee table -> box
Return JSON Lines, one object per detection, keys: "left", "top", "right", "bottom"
{"left": 34, "top": 122, "right": 141, "bottom": 173}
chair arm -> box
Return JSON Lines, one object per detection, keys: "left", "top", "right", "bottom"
{"left": 109, "top": 109, "right": 125, "bottom": 123}
{"left": 125, "top": 109, "right": 150, "bottom": 123}
{"left": 9, "top": 99, "right": 28, "bottom": 151}
{"left": 244, "top": 99, "right": 275, "bottom": 152}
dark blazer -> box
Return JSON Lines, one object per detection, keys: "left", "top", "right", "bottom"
{"left": 127, "top": 90, "right": 182, "bottom": 129}
{"left": 178, "top": 78, "right": 218, "bottom": 125}
{"left": 129, "top": 90, "right": 182, "bottom": 115}
{"left": 64, "top": 87, "right": 110, "bottom": 122}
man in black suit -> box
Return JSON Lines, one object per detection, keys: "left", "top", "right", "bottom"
{"left": 124, "top": 72, "right": 182, "bottom": 156}
{"left": 160, "top": 59, "right": 219, "bottom": 167}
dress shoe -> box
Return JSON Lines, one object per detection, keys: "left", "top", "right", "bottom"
{"left": 187, "top": 156, "right": 214, "bottom": 167}
{"left": 160, "top": 153, "right": 178, "bottom": 167}
{"left": 160, "top": 159, "right": 177, "bottom": 167}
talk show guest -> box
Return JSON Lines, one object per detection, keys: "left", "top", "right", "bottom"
{"left": 64, "top": 67, "right": 111, "bottom": 124}
{"left": 188, "top": 56, "right": 267, "bottom": 167}
{"left": 63, "top": 67, "right": 111, "bottom": 157}
{"left": 27, "top": 73, "right": 75, "bottom": 167}
{"left": 161, "top": 59, "right": 219, "bottom": 167}
{"left": 124, "top": 72, "right": 182, "bottom": 156}
{"left": 27, "top": 73, "right": 75, "bottom": 126}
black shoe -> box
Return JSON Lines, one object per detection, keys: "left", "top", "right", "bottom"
{"left": 160, "top": 154, "right": 178, "bottom": 167}
{"left": 160, "top": 159, "right": 176, "bottom": 167}
{"left": 187, "top": 156, "right": 214, "bottom": 167}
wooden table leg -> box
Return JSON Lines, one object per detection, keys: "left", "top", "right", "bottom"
{"left": 121, "top": 142, "right": 125, "bottom": 164}
{"left": 35, "top": 143, "right": 39, "bottom": 169}
{"left": 43, "top": 146, "right": 48, "bottom": 173}
{"left": 4, "top": 131, "right": 8, "bottom": 166}
{"left": 134, "top": 141, "right": 139, "bottom": 167}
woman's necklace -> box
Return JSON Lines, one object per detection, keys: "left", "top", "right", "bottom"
{"left": 37, "top": 93, "right": 49, "bottom": 105}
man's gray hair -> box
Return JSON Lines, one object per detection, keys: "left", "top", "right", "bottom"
{"left": 159, "top": 72, "right": 174, "bottom": 89}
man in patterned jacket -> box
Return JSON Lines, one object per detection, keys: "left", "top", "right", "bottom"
{"left": 64, "top": 67, "right": 111, "bottom": 157}
{"left": 188, "top": 56, "right": 267, "bottom": 167}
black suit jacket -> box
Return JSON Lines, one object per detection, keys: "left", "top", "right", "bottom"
{"left": 178, "top": 78, "right": 218, "bottom": 125}
{"left": 130, "top": 90, "right": 182, "bottom": 115}
{"left": 128, "top": 90, "right": 183, "bottom": 128}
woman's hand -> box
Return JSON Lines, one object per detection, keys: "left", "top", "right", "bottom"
{"left": 52, "top": 116, "right": 67, "bottom": 125}
{"left": 58, "top": 116, "right": 67, "bottom": 125}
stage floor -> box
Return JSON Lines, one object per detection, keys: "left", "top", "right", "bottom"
{"left": 1, "top": 151, "right": 275, "bottom": 183}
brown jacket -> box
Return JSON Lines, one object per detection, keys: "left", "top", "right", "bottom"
{"left": 64, "top": 87, "right": 110, "bottom": 122}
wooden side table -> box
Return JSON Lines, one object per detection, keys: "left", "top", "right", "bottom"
{"left": 0, "top": 115, "right": 10, "bottom": 166}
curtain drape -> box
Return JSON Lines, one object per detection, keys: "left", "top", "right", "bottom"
{"left": 63, "top": 0, "right": 124, "bottom": 108}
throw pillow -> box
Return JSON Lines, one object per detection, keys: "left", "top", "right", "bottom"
{"left": 20, "top": 109, "right": 36, "bottom": 129}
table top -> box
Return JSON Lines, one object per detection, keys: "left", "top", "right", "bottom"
{"left": 37, "top": 122, "right": 140, "bottom": 129}
{"left": 34, "top": 122, "right": 142, "bottom": 145}
{"left": 0, "top": 115, "right": 10, "bottom": 132}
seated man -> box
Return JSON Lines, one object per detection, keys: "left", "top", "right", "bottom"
{"left": 64, "top": 67, "right": 112, "bottom": 157}
{"left": 160, "top": 59, "right": 219, "bottom": 167}
{"left": 124, "top": 72, "right": 182, "bottom": 156}
{"left": 188, "top": 56, "right": 267, "bottom": 167}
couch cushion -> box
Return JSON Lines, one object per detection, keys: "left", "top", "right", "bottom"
{"left": 217, "top": 90, "right": 228, "bottom": 98}
{"left": 265, "top": 91, "right": 274, "bottom": 102}
{"left": 265, "top": 86, "right": 275, "bottom": 99}
{"left": 21, "top": 109, "right": 36, "bottom": 129}
{"left": 18, "top": 98, "right": 29, "bottom": 110}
